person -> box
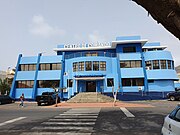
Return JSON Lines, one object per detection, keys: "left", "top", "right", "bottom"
{"left": 19, "top": 93, "right": 25, "bottom": 107}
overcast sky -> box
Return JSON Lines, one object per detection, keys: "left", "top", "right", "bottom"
{"left": 0, "top": 0, "right": 179, "bottom": 71}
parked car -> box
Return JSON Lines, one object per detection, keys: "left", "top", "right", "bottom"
{"left": 0, "top": 95, "right": 14, "bottom": 105}
{"left": 161, "top": 104, "right": 180, "bottom": 135}
{"left": 36, "top": 92, "right": 60, "bottom": 106}
{"left": 167, "top": 89, "right": 180, "bottom": 101}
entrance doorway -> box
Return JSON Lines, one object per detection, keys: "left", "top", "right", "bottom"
{"left": 86, "top": 81, "right": 96, "bottom": 92}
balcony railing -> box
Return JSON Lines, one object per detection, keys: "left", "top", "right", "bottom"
{"left": 65, "top": 51, "right": 116, "bottom": 59}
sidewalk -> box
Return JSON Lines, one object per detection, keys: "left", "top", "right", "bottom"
{"left": 46, "top": 101, "right": 154, "bottom": 108}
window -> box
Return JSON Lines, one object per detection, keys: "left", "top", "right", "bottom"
{"left": 85, "top": 52, "right": 98, "bottom": 56}
{"left": 17, "top": 81, "right": 34, "bottom": 88}
{"left": 122, "top": 78, "right": 144, "bottom": 86}
{"left": 67, "top": 79, "right": 73, "bottom": 87}
{"left": 172, "top": 61, "right": 174, "bottom": 69}
{"left": 38, "top": 80, "right": 60, "bottom": 88}
{"left": 107, "top": 78, "right": 114, "bottom": 87}
{"left": 73, "top": 62, "right": 78, "bottom": 72}
{"left": 93, "top": 61, "right": 99, "bottom": 71}
{"left": 85, "top": 61, "right": 92, "bottom": 71}
{"left": 160, "top": 60, "right": 167, "bottom": 69}
{"left": 123, "top": 46, "right": 136, "bottom": 53}
{"left": 79, "top": 62, "right": 84, "bottom": 71}
{"left": 167, "top": 60, "right": 171, "bottom": 69}
{"left": 120, "top": 61, "right": 142, "bottom": 68}
{"left": 20, "top": 64, "right": 36, "bottom": 71}
{"left": 153, "top": 60, "right": 160, "bottom": 69}
{"left": 148, "top": 80, "right": 154, "bottom": 83}
{"left": 40, "top": 64, "right": 50, "bottom": 70}
{"left": 122, "top": 78, "right": 131, "bottom": 86}
{"left": 52, "top": 63, "right": 61, "bottom": 70}
{"left": 100, "top": 61, "right": 106, "bottom": 71}
{"left": 145, "top": 61, "right": 152, "bottom": 70}
{"left": 175, "top": 109, "right": 180, "bottom": 122}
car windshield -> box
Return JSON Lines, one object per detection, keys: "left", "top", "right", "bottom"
{"left": 169, "top": 106, "right": 180, "bottom": 119}
{"left": 175, "top": 109, "right": 180, "bottom": 121}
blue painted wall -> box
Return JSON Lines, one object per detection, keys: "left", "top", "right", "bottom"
{"left": 10, "top": 36, "right": 179, "bottom": 100}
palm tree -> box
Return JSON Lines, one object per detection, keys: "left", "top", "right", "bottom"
{"left": 0, "top": 78, "right": 11, "bottom": 95}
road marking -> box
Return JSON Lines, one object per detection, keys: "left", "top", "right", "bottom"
{"left": 54, "top": 115, "right": 98, "bottom": 118}
{"left": 32, "top": 126, "right": 94, "bottom": 130}
{"left": 120, "top": 107, "right": 135, "bottom": 118}
{"left": 48, "top": 118, "right": 97, "bottom": 122}
{"left": 59, "top": 113, "right": 98, "bottom": 116}
{"left": 0, "top": 117, "right": 26, "bottom": 127}
{"left": 21, "top": 132, "right": 92, "bottom": 135}
{"left": 42, "top": 121, "right": 95, "bottom": 125}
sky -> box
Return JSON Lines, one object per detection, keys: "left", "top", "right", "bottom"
{"left": 0, "top": 0, "right": 179, "bottom": 71}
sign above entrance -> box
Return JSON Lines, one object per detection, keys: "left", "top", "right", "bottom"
{"left": 64, "top": 42, "right": 111, "bottom": 49}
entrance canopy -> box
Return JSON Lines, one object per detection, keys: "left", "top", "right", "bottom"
{"left": 74, "top": 75, "right": 105, "bottom": 80}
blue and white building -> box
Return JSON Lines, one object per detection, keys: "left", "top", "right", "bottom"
{"left": 9, "top": 36, "right": 179, "bottom": 100}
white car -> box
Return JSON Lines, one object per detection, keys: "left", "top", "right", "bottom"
{"left": 161, "top": 105, "right": 180, "bottom": 135}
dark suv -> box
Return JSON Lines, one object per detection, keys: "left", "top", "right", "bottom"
{"left": 36, "top": 92, "right": 60, "bottom": 106}
{"left": 167, "top": 88, "right": 180, "bottom": 101}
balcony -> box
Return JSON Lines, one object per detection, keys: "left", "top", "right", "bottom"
{"left": 65, "top": 51, "right": 116, "bottom": 59}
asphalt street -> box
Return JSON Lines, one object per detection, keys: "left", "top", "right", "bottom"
{"left": 0, "top": 100, "right": 179, "bottom": 135}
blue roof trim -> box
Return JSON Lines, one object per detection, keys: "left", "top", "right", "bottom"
{"left": 116, "top": 36, "right": 141, "bottom": 41}
{"left": 144, "top": 42, "right": 160, "bottom": 46}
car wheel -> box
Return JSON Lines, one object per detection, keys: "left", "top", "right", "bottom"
{"left": 37, "top": 102, "right": 41, "bottom": 106}
{"left": 0, "top": 101, "right": 1, "bottom": 105}
{"left": 170, "top": 96, "right": 175, "bottom": 101}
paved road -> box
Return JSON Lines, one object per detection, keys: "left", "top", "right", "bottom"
{"left": 0, "top": 101, "right": 179, "bottom": 135}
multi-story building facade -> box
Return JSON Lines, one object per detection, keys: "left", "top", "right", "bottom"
{"left": 9, "top": 36, "right": 178, "bottom": 100}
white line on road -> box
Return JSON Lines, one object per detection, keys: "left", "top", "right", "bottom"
{"left": 21, "top": 132, "right": 92, "bottom": 135}
{"left": 42, "top": 121, "right": 95, "bottom": 125}
{"left": 120, "top": 107, "right": 135, "bottom": 118}
{"left": 32, "top": 126, "right": 94, "bottom": 130}
{"left": 0, "top": 117, "right": 26, "bottom": 127}
{"left": 59, "top": 113, "right": 98, "bottom": 116}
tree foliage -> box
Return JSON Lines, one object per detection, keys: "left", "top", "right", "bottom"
{"left": 133, "top": 0, "right": 180, "bottom": 40}
{"left": 0, "top": 78, "right": 11, "bottom": 95}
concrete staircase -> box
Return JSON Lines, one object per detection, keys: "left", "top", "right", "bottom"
{"left": 67, "top": 92, "right": 117, "bottom": 103}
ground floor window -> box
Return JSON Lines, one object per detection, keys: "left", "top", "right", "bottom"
{"left": 67, "top": 79, "right": 73, "bottom": 87}
{"left": 38, "top": 80, "right": 60, "bottom": 88}
{"left": 107, "top": 78, "right": 114, "bottom": 87}
{"left": 122, "top": 78, "right": 144, "bottom": 86}
{"left": 17, "top": 81, "right": 34, "bottom": 88}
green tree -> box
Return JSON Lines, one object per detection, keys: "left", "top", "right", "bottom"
{"left": 0, "top": 78, "right": 11, "bottom": 95}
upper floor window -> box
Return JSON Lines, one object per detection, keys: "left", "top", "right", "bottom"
{"left": 40, "top": 63, "right": 61, "bottom": 70}
{"left": 153, "top": 60, "right": 160, "bottom": 69}
{"left": 73, "top": 61, "right": 106, "bottom": 72}
{"left": 52, "top": 63, "right": 61, "bottom": 70}
{"left": 120, "top": 60, "right": 142, "bottom": 68}
{"left": 146, "top": 60, "right": 174, "bottom": 70}
{"left": 123, "top": 46, "right": 136, "bottom": 53}
{"left": 73, "top": 62, "right": 78, "bottom": 72}
{"left": 160, "top": 60, "right": 167, "bottom": 69}
{"left": 100, "top": 61, "right": 106, "bottom": 71}
{"left": 79, "top": 62, "right": 84, "bottom": 71}
{"left": 145, "top": 61, "right": 152, "bottom": 70}
{"left": 93, "top": 61, "right": 99, "bottom": 71}
{"left": 20, "top": 64, "right": 36, "bottom": 71}
{"left": 172, "top": 61, "right": 174, "bottom": 69}
{"left": 85, "top": 61, "right": 92, "bottom": 71}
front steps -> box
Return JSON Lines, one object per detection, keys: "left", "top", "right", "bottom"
{"left": 67, "top": 92, "right": 117, "bottom": 103}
